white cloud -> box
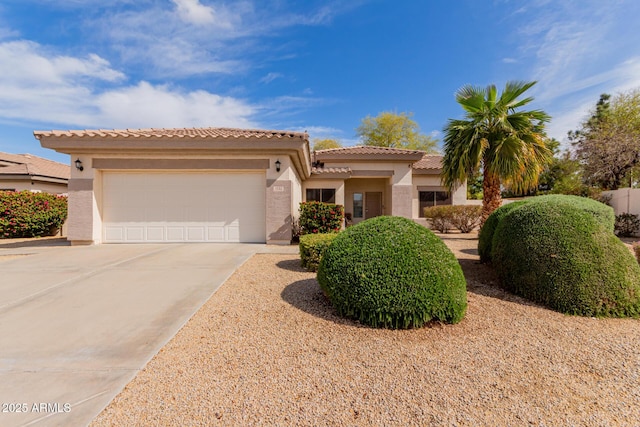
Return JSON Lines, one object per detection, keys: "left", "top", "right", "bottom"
{"left": 96, "top": 82, "right": 255, "bottom": 128}
{"left": 0, "top": 40, "right": 256, "bottom": 129}
{"left": 0, "top": 40, "right": 124, "bottom": 85}
{"left": 510, "top": 1, "right": 640, "bottom": 142}
{"left": 260, "top": 72, "right": 283, "bottom": 84}
{"left": 172, "top": 0, "right": 226, "bottom": 27}
{"left": 87, "top": 1, "right": 363, "bottom": 78}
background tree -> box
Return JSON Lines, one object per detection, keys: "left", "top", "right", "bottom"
{"left": 571, "top": 89, "right": 640, "bottom": 190}
{"left": 356, "top": 111, "right": 438, "bottom": 153}
{"left": 312, "top": 138, "right": 342, "bottom": 151}
{"left": 442, "top": 81, "right": 551, "bottom": 223}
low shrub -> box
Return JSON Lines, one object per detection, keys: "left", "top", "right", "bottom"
{"left": 299, "top": 201, "right": 344, "bottom": 234}
{"left": 299, "top": 233, "right": 338, "bottom": 272}
{"left": 423, "top": 205, "right": 482, "bottom": 233}
{"left": 615, "top": 213, "right": 640, "bottom": 237}
{"left": 0, "top": 191, "right": 67, "bottom": 238}
{"left": 450, "top": 205, "right": 482, "bottom": 233}
{"left": 423, "top": 205, "right": 452, "bottom": 233}
{"left": 492, "top": 201, "right": 640, "bottom": 317}
{"left": 317, "top": 216, "right": 467, "bottom": 328}
{"left": 478, "top": 200, "right": 530, "bottom": 263}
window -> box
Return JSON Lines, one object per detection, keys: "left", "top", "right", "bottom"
{"left": 353, "top": 193, "right": 363, "bottom": 218}
{"left": 419, "top": 191, "right": 451, "bottom": 217}
{"left": 306, "top": 188, "right": 336, "bottom": 203}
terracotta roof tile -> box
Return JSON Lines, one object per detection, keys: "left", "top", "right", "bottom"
{"left": 33, "top": 127, "right": 308, "bottom": 141}
{"left": 316, "top": 145, "right": 425, "bottom": 156}
{"left": 0, "top": 152, "right": 70, "bottom": 180}
{"left": 314, "top": 145, "right": 426, "bottom": 162}
{"left": 412, "top": 154, "right": 443, "bottom": 170}
{"left": 311, "top": 166, "right": 351, "bottom": 175}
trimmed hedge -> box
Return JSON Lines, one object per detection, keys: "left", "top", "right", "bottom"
{"left": 299, "top": 201, "right": 344, "bottom": 234}
{"left": 299, "top": 233, "right": 338, "bottom": 272}
{"left": 492, "top": 201, "right": 640, "bottom": 317}
{"left": 478, "top": 200, "right": 529, "bottom": 263}
{"left": 478, "top": 195, "right": 614, "bottom": 263}
{"left": 532, "top": 194, "right": 614, "bottom": 231}
{"left": 0, "top": 191, "right": 67, "bottom": 238}
{"left": 317, "top": 216, "right": 467, "bottom": 328}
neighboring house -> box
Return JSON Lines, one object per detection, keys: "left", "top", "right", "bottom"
{"left": 35, "top": 127, "right": 465, "bottom": 245}
{"left": 0, "top": 152, "right": 70, "bottom": 194}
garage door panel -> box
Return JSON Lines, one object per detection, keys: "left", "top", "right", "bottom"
{"left": 103, "top": 172, "right": 265, "bottom": 243}
{"left": 124, "top": 227, "right": 144, "bottom": 241}
{"left": 147, "top": 227, "right": 164, "bottom": 241}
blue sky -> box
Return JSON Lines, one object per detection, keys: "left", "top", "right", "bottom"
{"left": 1, "top": 0, "right": 639, "bottom": 164}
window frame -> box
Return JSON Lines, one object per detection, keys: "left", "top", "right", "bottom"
{"left": 306, "top": 188, "right": 336, "bottom": 204}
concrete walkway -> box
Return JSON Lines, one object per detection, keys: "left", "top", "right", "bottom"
{"left": 0, "top": 242, "right": 265, "bottom": 427}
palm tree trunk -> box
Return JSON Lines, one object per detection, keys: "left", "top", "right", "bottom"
{"left": 481, "top": 169, "right": 502, "bottom": 225}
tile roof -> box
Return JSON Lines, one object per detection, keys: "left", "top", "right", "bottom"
{"left": 412, "top": 154, "right": 443, "bottom": 170}
{"left": 0, "top": 152, "right": 70, "bottom": 180}
{"left": 311, "top": 166, "right": 352, "bottom": 175}
{"left": 33, "top": 127, "right": 308, "bottom": 141}
{"left": 315, "top": 145, "right": 425, "bottom": 157}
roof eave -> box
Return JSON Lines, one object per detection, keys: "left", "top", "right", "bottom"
{"left": 315, "top": 153, "right": 425, "bottom": 162}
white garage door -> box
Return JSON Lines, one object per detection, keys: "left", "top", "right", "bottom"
{"left": 102, "top": 172, "right": 266, "bottom": 243}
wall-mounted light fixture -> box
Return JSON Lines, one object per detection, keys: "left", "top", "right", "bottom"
{"left": 75, "top": 158, "right": 84, "bottom": 171}
{"left": 275, "top": 159, "right": 281, "bottom": 172}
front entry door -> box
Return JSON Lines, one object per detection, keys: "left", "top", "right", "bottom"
{"left": 365, "top": 192, "right": 382, "bottom": 219}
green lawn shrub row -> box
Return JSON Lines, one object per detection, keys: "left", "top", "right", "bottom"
{"left": 299, "top": 233, "right": 339, "bottom": 272}
{"left": 317, "top": 216, "right": 467, "bottom": 328}
{"left": 423, "top": 205, "right": 482, "bottom": 233}
{"left": 491, "top": 198, "right": 640, "bottom": 317}
{"left": 0, "top": 191, "right": 67, "bottom": 238}
{"left": 299, "top": 201, "right": 344, "bottom": 234}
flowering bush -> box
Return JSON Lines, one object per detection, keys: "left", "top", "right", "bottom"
{"left": 0, "top": 191, "right": 68, "bottom": 238}
{"left": 299, "top": 201, "right": 344, "bottom": 234}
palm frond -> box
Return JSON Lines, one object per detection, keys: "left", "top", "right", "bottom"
{"left": 443, "top": 79, "right": 551, "bottom": 200}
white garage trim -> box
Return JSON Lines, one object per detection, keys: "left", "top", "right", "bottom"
{"left": 102, "top": 171, "right": 266, "bottom": 243}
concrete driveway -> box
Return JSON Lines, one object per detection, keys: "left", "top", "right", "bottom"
{"left": 0, "top": 241, "right": 265, "bottom": 427}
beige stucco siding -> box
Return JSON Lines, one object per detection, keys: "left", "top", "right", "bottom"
{"left": 0, "top": 180, "right": 67, "bottom": 194}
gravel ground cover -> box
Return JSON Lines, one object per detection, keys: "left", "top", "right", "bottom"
{"left": 91, "top": 232, "right": 640, "bottom": 426}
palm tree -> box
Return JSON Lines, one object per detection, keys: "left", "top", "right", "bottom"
{"left": 442, "top": 81, "right": 552, "bottom": 224}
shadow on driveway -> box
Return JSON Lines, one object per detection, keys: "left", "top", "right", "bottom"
{"left": 0, "top": 237, "right": 70, "bottom": 249}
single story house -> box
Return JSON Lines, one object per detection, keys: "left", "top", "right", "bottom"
{"left": 0, "top": 152, "right": 70, "bottom": 194}
{"left": 34, "top": 127, "right": 465, "bottom": 245}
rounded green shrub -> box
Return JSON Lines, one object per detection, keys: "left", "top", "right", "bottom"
{"left": 317, "top": 216, "right": 467, "bottom": 328}
{"left": 299, "top": 233, "right": 339, "bottom": 272}
{"left": 492, "top": 201, "right": 640, "bottom": 317}
{"left": 530, "top": 194, "right": 614, "bottom": 231}
{"left": 478, "top": 200, "right": 529, "bottom": 263}
{"left": 478, "top": 195, "right": 614, "bottom": 263}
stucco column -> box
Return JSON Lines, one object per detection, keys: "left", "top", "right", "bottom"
{"left": 266, "top": 179, "right": 292, "bottom": 244}
{"left": 66, "top": 178, "right": 95, "bottom": 245}
{"left": 391, "top": 184, "right": 413, "bottom": 219}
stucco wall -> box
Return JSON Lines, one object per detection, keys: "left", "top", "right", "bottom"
{"left": 0, "top": 180, "right": 67, "bottom": 194}
{"left": 603, "top": 188, "right": 640, "bottom": 216}
{"left": 68, "top": 153, "right": 299, "bottom": 244}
